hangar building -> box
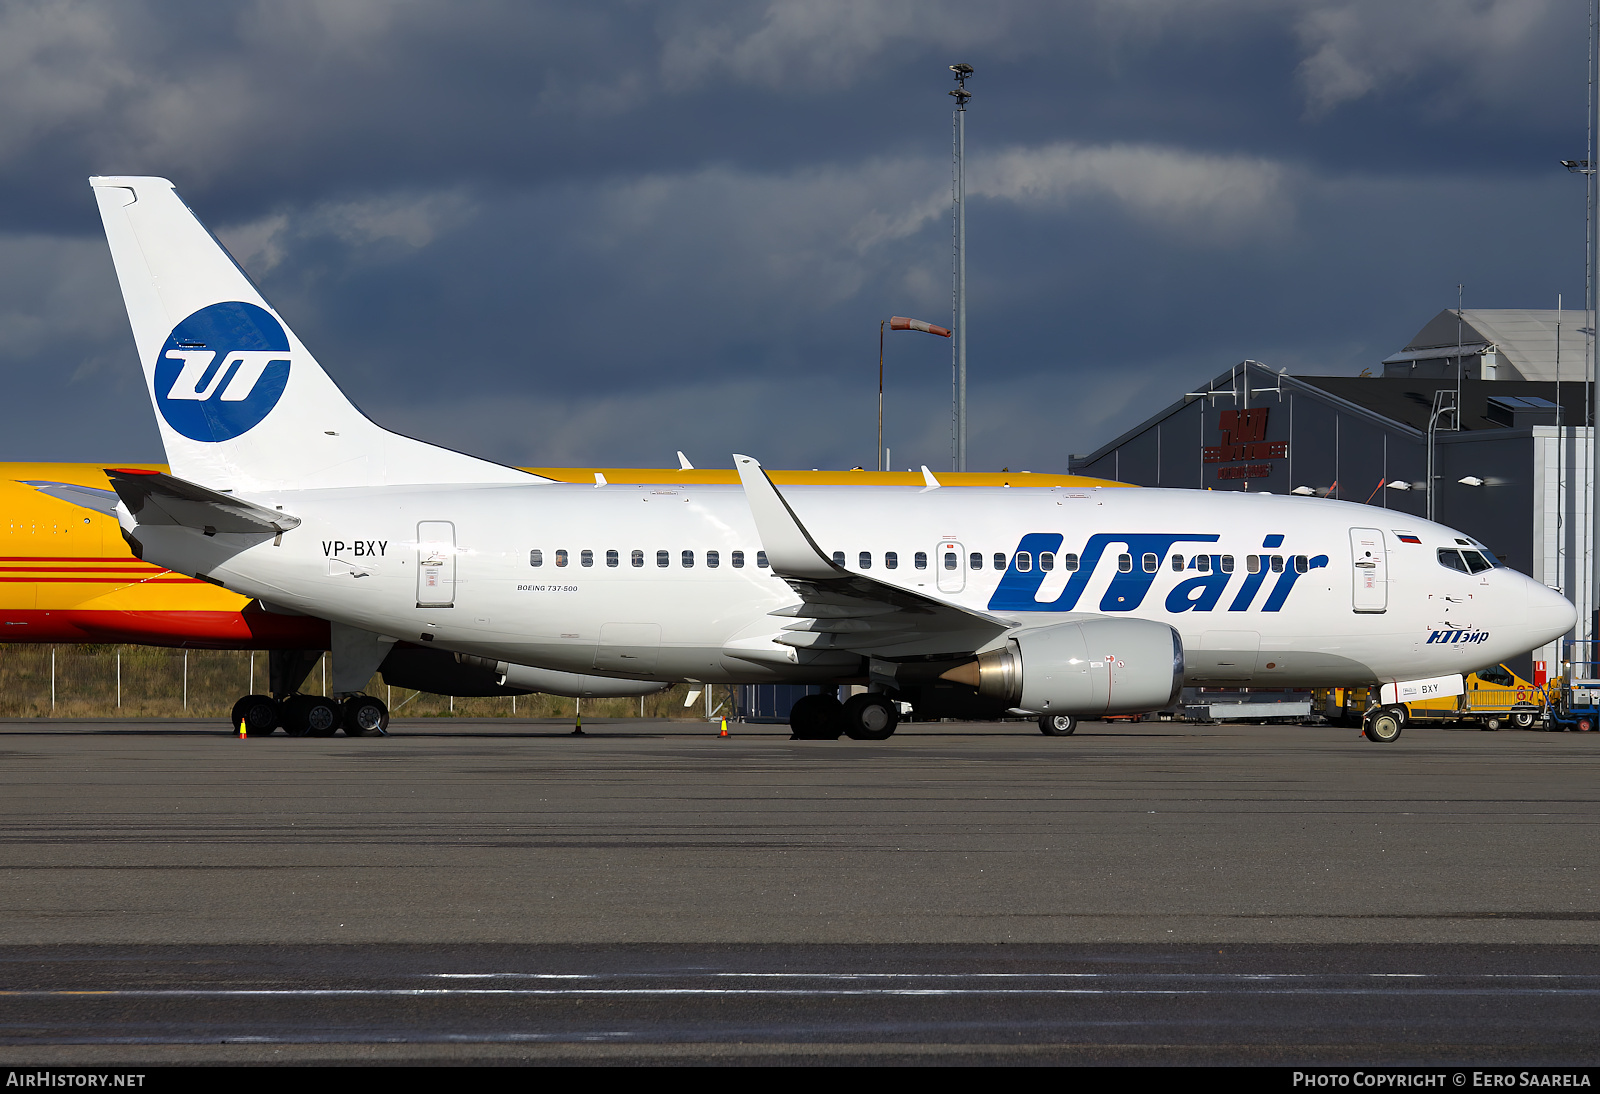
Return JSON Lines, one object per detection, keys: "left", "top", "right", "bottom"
{"left": 1068, "top": 309, "right": 1593, "bottom": 681}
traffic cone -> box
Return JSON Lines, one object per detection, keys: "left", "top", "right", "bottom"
{"left": 571, "top": 712, "right": 584, "bottom": 736}
{"left": 238, "top": 718, "right": 247, "bottom": 739}
{"left": 719, "top": 718, "right": 728, "bottom": 738}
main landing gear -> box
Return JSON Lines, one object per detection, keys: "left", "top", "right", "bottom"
{"left": 789, "top": 692, "right": 900, "bottom": 741}
{"left": 229, "top": 693, "right": 390, "bottom": 737}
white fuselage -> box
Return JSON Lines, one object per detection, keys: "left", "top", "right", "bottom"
{"left": 126, "top": 481, "right": 1575, "bottom": 688}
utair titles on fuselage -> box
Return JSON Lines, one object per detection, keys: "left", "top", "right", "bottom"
{"left": 82, "top": 175, "right": 1576, "bottom": 741}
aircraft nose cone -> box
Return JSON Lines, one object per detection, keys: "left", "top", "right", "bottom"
{"left": 1526, "top": 578, "right": 1577, "bottom": 645}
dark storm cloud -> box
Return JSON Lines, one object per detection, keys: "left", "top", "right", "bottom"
{"left": 0, "top": 0, "right": 1585, "bottom": 472}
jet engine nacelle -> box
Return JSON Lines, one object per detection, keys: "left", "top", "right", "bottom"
{"left": 946, "top": 618, "right": 1184, "bottom": 716}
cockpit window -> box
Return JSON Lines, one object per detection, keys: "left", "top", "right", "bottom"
{"left": 1462, "top": 550, "right": 1493, "bottom": 574}
{"left": 1437, "top": 549, "right": 1470, "bottom": 573}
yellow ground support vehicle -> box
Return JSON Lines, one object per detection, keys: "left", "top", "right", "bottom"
{"left": 1315, "top": 665, "right": 1544, "bottom": 730}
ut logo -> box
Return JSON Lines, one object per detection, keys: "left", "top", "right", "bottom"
{"left": 154, "top": 301, "right": 292, "bottom": 443}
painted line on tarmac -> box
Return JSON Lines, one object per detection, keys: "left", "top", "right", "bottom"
{"left": 4, "top": 986, "right": 1600, "bottom": 998}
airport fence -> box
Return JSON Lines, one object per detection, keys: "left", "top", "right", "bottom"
{"left": 0, "top": 644, "right": 727, "bottom": 721}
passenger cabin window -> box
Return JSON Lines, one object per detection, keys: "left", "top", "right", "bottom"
{"left": 530, "top": 549, "right": 543, "bottom": 567}
{"left": 757, "top": 551, "right": 770, "bottom": 568}
{"left": 1270, "top": 555, "right": 1284, "bottom": 572}
{"left": 731, "top": 550, "right": 745, "bottom": 568}
{"left": 1039, "top": 552, "right": 1054, "bottom": 571}
{"left": 1293, "top": 555, "right": 1308, "bottom": 573}
{"left": 555, "top": 549, "right": 568, "bottom": 568}
{"left": 631, "top": 549, "right": 644, "bottom": 568}
{"left": 1171, "top": 554, "right": 1184, "bottom": 571}
{"left": 993, "top": 553, "right": 1006, "bottom": 570}
{"left": 1062, "top": 553, "right": 1079, "bottom": 571}
{"left": 859, "top": 552, "right": 871, "bottom": 569}
{"left": 914, "top": 551, "right": 928, "bottom": 570}
{"left": 885, "top": 551, "right": 898, "bottom": 570}
{"left": 1221, "top": 555, "right": 1235, "bottom": 573}
{"left": 1142, "top": 552, "right": 1158, "bottom": 573}
{"left": 581, "top": 549, "right": 594, "bottom": 568}
{"left": 1196, "top": 555, "right": 1210, "bottom": 573}
{"left": 969, "top": 552, "right": 982, "bottom": 570}
{"left": 833, "top": 551, "right": 846, "bottom": 565}
{"left": 1016, "top": 551, "right": 1032, "bottom": 573}
{"left": 1247, "top": 555, "right": 1261, "bottom": 574}
{"left": 606, "top": 549, "right": 618, "bottom": 568}
{"left": 1117, "top": 553, "right": 1133, "bottom": 573}
{"left": 943, "top": 551, "right": 958, "bottom": 570}
{"left": 657, "top": 550, "right": 669, "bottom": 568}
{"left": 682, "top": 550, "right": 695, "bottom": 568}
{"left": 707, "top": 550, "right": 720, "bottom": 568}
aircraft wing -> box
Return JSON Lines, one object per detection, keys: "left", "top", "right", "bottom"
{"left": 733, "top": 454, "right": 1011, "bottom": 660}
{"left": 104, "top": 468, "right": 301, "bottom": 536}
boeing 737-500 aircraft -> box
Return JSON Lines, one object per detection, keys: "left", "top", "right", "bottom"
{"left": 74, "top": 176, "right": 1576, "bottom": 743}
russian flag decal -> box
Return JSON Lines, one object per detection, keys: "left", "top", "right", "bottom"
{"left": 1395, "top": 533, "right": 1422, "bottom": 544}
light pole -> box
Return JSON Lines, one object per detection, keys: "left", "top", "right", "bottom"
{"left": 950, "top": 63, "right": 972, "bottom": 471}
{"left": 881, "top": 316, "right": 952, "bottom": 470}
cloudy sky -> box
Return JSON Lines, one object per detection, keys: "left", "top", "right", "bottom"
{"left": 0, "top": 0, "right": 1587, "bottom": 472}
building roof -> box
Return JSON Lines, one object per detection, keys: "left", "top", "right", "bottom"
{"left": 1297, "top": 376, "right": 1590, "bottom": 431}
{"left": 1388, "top": 309, "right": 1588, "bottom": 382}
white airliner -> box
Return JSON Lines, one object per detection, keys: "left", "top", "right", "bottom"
{"left": 84, "top": 176, "right": 1576, "bottom": 743}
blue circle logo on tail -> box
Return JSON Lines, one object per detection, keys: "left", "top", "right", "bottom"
{"left": 154, "top": 302, "right": 291, "bottom": 442}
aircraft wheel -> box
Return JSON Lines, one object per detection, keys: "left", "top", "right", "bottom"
{"left": 283, "top": 695, "right": 341, "bottom": 738}
{"left": 230, "top": 694, "right": 279, "bottom": 736}
{"left": 1512, "top": 711, "right": 1536, "bottom": 730}
{"left": 1038, "top": 713, "right": 1077, "bottom": 736}
{"left": 342, "top": 695, "right": 389, "bottom": 736}
{"left": 841, "top": 694, "right": 898, "bottom": 741}
{"left": 789, "top": 694, "right": 843, "bottom": 740}
{"left": 1362, "top": 706, "right": 1404, "bottom": 743}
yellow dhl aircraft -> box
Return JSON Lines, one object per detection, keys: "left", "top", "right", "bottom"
{"left": 2, "top": 462, "right": 1122, "bottom": 700}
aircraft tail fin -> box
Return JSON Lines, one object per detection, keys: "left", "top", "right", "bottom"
{"left": 89, "top": 176, "right": 534, "bottom": 492}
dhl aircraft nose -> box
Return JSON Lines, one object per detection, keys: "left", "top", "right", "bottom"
{"left": 1525, "top": 576, "right": 1577, "bottom": 647}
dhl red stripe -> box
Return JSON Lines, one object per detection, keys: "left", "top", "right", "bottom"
{"left": 0, "top": 556, "right": 159, "bottom": 563}
{"left": 0, "top": 566, "right": 169, "bottom": 573}
{"left": 0, "top": 576, "right": 201, "bottom": 584}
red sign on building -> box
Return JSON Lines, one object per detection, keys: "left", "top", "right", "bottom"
{"left": 1204, "top": 407, "right": 1289, "bottom": 465}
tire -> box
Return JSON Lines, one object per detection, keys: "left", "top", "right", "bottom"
{"left": 1362, "top": 706, "right": 1404, "bottom": 743}
{"left": 1580, "top": 718, "right": 1594, "bottom": 733}
{"left": 789, "top": 694, "right": 843, "bottom": 740}
{"left": 230, "top": 694, "right": 279, "bottom": 736}
{"left": 1482, "top": 717, "right": 1501, "bottom": 731}
{"left": 1038, "top": 713, "right": 1077, "bottom": 736}
{"left": 841, "top": 694, "right": 898, "bottom": 741}
{"left": 342, "top": 695, "right": 389, "bottom": 736}
{"left": 1511, "top": 711, "right": 1536, "bottom": 730}
{"left": 283, "top": 695, "right": 341, "bottom": 738}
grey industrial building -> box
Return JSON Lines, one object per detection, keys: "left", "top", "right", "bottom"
{"left": 1069, "top": 308, "right": 1594, "bottom": 680}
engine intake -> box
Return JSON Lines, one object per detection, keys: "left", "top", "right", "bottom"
{"left": 942, "top": 618, "right": 1183, "bottom": 715}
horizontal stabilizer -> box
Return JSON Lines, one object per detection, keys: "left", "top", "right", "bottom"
{"left": 23, "top": 481, "right": 120, "bottom": 516}
{"left": 105, "top": 467, "right": 300, "bottom": 535}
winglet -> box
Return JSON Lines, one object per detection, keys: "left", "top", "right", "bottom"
{"left": 732, "top": 454, "right": 843, "bottom": 580}
{"left": 594, "top": 472, "right": 608, "bottom": 486}
{"left": 677, "top": 451, "right": 694, "bottom": 470}
{"left": 921, "top": 465, "right": 942, "bottom": 489}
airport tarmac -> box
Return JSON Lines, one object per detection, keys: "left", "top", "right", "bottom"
{"left": 0, "top": 716, "right": 1596, "bottom": 1064}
